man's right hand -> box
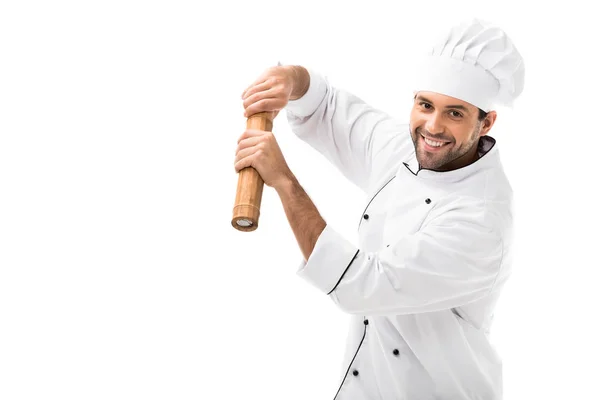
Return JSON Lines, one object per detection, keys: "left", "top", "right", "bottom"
{"left": 241, "top": 65, "right": 309, "bottom": 119}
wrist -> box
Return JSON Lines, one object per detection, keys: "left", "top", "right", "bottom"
{"left": 274, "top": 172, "right": 298, "bottom": 197}
{"left": 285, "top": 66, "right": 309, "bottom": 101}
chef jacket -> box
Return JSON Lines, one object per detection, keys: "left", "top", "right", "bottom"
{"left": 284, "top": 69, "right": 514, "bottom": 400}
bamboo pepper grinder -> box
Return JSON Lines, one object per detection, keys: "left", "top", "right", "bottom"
{"left": 231, "top": 111, "right": 275, "bottom": 231}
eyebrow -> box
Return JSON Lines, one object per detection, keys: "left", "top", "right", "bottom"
{"left": 415, "top": 95, "right": 471, "bottom": 113}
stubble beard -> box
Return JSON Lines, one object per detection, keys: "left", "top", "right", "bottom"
{"left": 410, "top": 123, "right": 481, "bottom": 171}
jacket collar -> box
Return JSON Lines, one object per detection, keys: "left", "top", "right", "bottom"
{"left": 400, "top": 136, "right": 498, "bottom": 183}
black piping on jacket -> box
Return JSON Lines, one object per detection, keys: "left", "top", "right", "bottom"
{"left": 357, "top": 175, "right": 397, "bottom": 231}
{"left": 327, "top": 249, "right": 360, "bottom": 295}
{"left": 332, "top": 318, "right": 369, "bottom": 400}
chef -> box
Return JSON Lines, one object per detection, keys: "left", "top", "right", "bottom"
{"left": 234, "top": 18, "right": 525, "bottom": 400}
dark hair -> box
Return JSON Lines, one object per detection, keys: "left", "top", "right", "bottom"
{"left": 478, "top": 108, "right": 488, "bottom": 121}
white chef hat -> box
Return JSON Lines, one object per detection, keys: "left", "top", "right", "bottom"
{"left": 413, "top": 18, "right": 525, "bottom": 112}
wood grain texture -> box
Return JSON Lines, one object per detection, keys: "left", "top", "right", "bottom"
{"left": 231, "top": 111, "right": 275, "bottom": 232}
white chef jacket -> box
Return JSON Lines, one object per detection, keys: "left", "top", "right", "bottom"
{"left": 284, "top": 69, "right": 514, "bottom": 400}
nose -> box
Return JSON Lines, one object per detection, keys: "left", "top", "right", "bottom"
{"left": 425, "top": 112, "right": 444, "bottom": 135}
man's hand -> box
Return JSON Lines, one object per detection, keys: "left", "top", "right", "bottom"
{"left": 241, "top": 65, "right": 309, "bottom": 118}
{"left": 234, "top": 128, "right": 294, "bottom": 191}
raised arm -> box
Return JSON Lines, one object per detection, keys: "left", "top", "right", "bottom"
{"left": 242, "top": 65, "right": 413, "bottom": 193}
{"left": 284, "top": 67, "right": 413, "bottom": 192}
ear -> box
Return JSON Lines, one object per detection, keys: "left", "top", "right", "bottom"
{"left": 479, "top": 111, "right": 497, "bottom": 136}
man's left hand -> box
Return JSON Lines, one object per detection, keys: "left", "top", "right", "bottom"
{"left": 234, "top": 129, "right": 293, "bottom": 190}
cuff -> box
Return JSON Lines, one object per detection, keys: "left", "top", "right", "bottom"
{"left": 285, "top": 68, "right": 328, "bottom": 117}
{"left": 296, "top": 224, "right": 360, "bottom": 295}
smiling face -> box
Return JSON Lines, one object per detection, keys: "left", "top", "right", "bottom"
{"left": 409, "top": 91, "right": 496, "bottom": 171}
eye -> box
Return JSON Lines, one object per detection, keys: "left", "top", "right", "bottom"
{"left": 419, "top": 102, "right": 432, "bottom": 109}
{"left": 449, "top": 110, "right": 463, "bottom": 118}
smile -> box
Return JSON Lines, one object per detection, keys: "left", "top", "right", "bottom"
{"left": 421, "top": 134, "right": 450, "bottom": 150}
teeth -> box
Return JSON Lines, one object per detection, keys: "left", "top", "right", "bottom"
{"left": 423, "top": 136, "right": 445, "bottom": 147}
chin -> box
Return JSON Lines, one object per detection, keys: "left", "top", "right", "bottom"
{"left": 415, "top": 151, "right": 440, "bottom": 170}
{"left": 418, "top": 160, "right": 440, "bottom": 170}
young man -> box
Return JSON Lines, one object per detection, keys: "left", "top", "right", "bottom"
{"left": 234, "top": 18, "right": 524, "bottom": 400}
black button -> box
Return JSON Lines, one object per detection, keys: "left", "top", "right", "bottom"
{"left": 425, "top": 198, "right": 431, "bottom": 204}
{"left": 352, "top": 370, "right": 359, "bottom": 376}
{"left": 363, "top": 214, "right": 369, "bottom": 220}
{"left": 393, "top": 349, "right": 399, "bottom": 356}
{"left": 363, "top": 319, "right": 369, "bottom": 325}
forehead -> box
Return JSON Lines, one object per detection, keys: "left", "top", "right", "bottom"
{"left": 414, "top": 91, "right": 477, "bottom": 111}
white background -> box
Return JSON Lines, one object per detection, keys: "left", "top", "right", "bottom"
{"left": 1, "top": 1, "right": 598, "bottom": 399}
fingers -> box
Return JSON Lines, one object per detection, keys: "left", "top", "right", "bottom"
{"left": 234, "top": 145, "right": 258, "bottom": 167}
{"left": 241, "top": 74, "right": 268, "bottom": 99}
{"left": 234, "top": 145, "right": 262, "bottom": 172}
{"left": 236, "top": 130, "right": 264, "bottom": 146}
{"left": 241, "top": 67, "right": 292, "bottom": 117}
{"left": 242, "top": 80, "right": 271, "bottom": 101}
{"left": 244, "top": 97, "right": 286, "bottom": 118}
{"left": 235, "top": 130, "right": 271, "bottom": 171}
{"left": 242, "top": 86, "right": 278, "bottom": 110}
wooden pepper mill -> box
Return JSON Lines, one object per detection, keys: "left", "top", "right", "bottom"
{"left": 231, "top": 111, "right": 276, "bottom": 231}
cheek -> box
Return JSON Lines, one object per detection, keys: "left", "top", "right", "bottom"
{"left": 409, "top": 109, "right": 423, "bottom": 130}
{"left": 459, "top": 126, "right": 479, "bottom": 144}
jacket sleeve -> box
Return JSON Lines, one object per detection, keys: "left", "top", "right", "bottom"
{"left": 284, "top": 69, "right": 412, "bottom": 193}
{"left": 296, "top": 197, "right": 510, "bottom": 316}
